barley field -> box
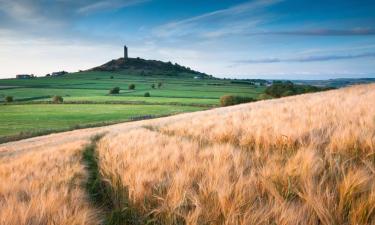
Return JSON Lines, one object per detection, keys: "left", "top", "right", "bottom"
{"left": 97, "top": 84, "right": 375, "bottom": 225}
{"left": 0, "top": 84, "right": 374, "bottom": 225}
{"left": 0, "top": 141, "right": 101, "bottom": 225}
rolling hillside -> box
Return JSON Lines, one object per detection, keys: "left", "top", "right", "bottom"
{"left": 0, "top": 58, "right": 264, "bottom": 140}
{"left": 0, "top": 84, "right": 374, "bottom": 225}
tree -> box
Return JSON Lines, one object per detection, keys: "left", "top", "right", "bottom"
{"left": 109, "top": 87, "right": 120, "bottom": 94}
{"left": 128, "top": 84, "right": 135, "bottom": 90}
{"left": 52, "top": 96, "right": 63, "bottom": 103}
{"left": 144, "top": 92, "right": 151, "bottom": 97}
{"left": 4, "top": 96, "right": 13, "bottom": 103}
{"left": 151, "top": 84, "right": 155, "bottom": 89}
{"left": 265, "top": 81, "right": 330, "bottom": 98}
{"left": 220, "top": 95, "right": 255, "bottom": 107}
{"left": 157, "top": 82, "right": 162, "bottom": 88}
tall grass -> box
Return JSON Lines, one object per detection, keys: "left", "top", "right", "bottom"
{"left": 0, "top": 141, "right": 101, "bottom": 225}
{"left": 97, "top": 84, "right": 375, "bottom": 225}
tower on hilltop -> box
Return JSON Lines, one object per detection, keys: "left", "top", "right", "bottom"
{"left": 124, "top": 45, "right": 128, "bottom": 59}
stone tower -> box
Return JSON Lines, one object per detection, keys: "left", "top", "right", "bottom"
{"left": 124, "top": 45, "right": 128, "bottom": 59}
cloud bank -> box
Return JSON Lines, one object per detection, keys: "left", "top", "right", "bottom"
{"left": 236, "top": 52, "right": 375, "bottom": 64}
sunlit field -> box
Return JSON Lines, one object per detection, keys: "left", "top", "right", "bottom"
{"left": 97, "top": 84, "right": 375, "bottom": 225}
{"left": 0, "top": 141, "right": 100, "bottom": 225}
{"left": 0, "top": 84, "right": 374, "bottom": 225}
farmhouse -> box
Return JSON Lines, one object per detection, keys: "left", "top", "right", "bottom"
{"left": 16, "top": 74, "right": 33, "bottom": 79}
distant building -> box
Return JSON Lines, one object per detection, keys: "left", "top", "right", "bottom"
{"left": 51, "top": 71, "right": 67, "bottom": 76}
{"left": 16, "top": 74, "right": 33, "bottom": 79}
{"left": 124, "top": 45, "right": 128, "bottom": 59}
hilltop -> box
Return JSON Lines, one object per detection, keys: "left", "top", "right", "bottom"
{"left": 90, "top": 57, "right": 212, "bottom": 78}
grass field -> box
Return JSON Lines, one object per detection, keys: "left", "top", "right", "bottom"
{"left": 0, "top": 71, "right": 264, "bottom": 138}
{"left": 60, "top": 96, "right": 219, "bottom": 105}
{"left": 0, "top": 71, "right": 264, "bottom": 103}
{"left": 0, "top": 84, "right": 373, "bottom": 225}
{"left": 0, "top": 104, "right": 204, "bottom": 137}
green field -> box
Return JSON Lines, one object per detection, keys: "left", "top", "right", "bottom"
{"left": 0, "top": 72, "right": 264, "bottom": 103}
{"left": 0, "top": 104, "right": 204, "bottom": 137}
{"left": 0, "top": 71, "right": 265, "bottom": 139}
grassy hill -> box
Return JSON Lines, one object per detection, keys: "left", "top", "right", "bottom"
{"left": 293, "top": 77, "right": 375, "bottom": 87}
{"left": 0, "top": 59, "right": 265, "bottom": 140}
{"left": 1, "top": 84, "right": 374, "bottom": 225}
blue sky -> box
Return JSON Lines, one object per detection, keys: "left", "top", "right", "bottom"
{"left": 0, "top": 0, "right": 374, "bottom": 79}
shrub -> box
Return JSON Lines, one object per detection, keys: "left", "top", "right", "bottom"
{"left": 265, "top": 81, "right": 331, "bottom": 98}
{"left": 258, "top": 93, "right": 273, "bottom": 100}
{"left": 151, "top": 84, "right": 155, "bottom": 89}
{"left": 128, "top": 84, "right": 135, "bottom": 90}
{"left": 109, "top": 87, "right": 120, "bottom": 94}
{"left": 52, "top": 96, "right": 63, "bottom": 104}
{"left": 265, "top": 81, "right": 294, "bottom": 98}
{"left": 281, "top": 90, "right": 295, "bottom": 97}
{"left": 110, "top": 76, "right": 114, "bottom": 79}
{"left": 144, "top": 92, "right": 151, "bottom": 97}
{"left": 157, "top": 82, "right": 162, "bottom": 88}
{"left": 4, "top": 96, "right": 13, "bottom": 103}
{"left": 220, "top": 95, "right": 255, "bottom": 107}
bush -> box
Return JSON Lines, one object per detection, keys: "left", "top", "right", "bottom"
{"left": 128, "top": 84, "right": 135, "bottom": 90}
{"left": 144, "top": 92, "right": 151, "bottom": 97}
{"left": 220, "top": 95, "right": 255, "bottom": 107}
{"left": 157, "top": 82, "right": 162, "bottom": 88}
{"left": 109, "top": 87, "right": 120, "bottom": 94}
{"left": 4, "top": 96, "right": 13, "bottom": 103}
{"left": 110, "top": 76, "right": 114, "bottom": 79}
{"left": 151, "top": 84, "right": 155, "bottom": 89}
{"left": 258, "top": 93, "right": 273, "bottom": 100}
{"left": 52, "top": 96, "right": 63, "bottom": 104}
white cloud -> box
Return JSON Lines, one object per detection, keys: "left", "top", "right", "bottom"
{"left": 0, "top": 40, "right": 120, "bottom": 78}
{"left": 77, "top": 0, "right": 150, "bottom": 14}
{"left": 235, "top": 52, "right": 375, "bottom": 64}
{"left": 153, "top": 0, "right": 282, "bottom": 38}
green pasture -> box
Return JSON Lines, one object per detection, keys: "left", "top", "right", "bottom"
{"left": 0, "top": 71, "right": 265, "bottom": 103}
{"left": 0, "top": 104, "right": 204, "bottom": 137}
{"left": 0, "top": 71, "right": 265, "bottom": 139}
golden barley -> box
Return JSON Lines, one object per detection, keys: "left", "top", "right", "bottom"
{"left": 97, "top": 84, "right": 375, "bottom": 225}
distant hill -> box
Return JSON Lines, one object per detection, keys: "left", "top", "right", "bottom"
{"left": 292, "top": 77, "right": 375, "bottom": 88}
{"left": 90, "top": 57, "right": 212, "bottom": 78}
